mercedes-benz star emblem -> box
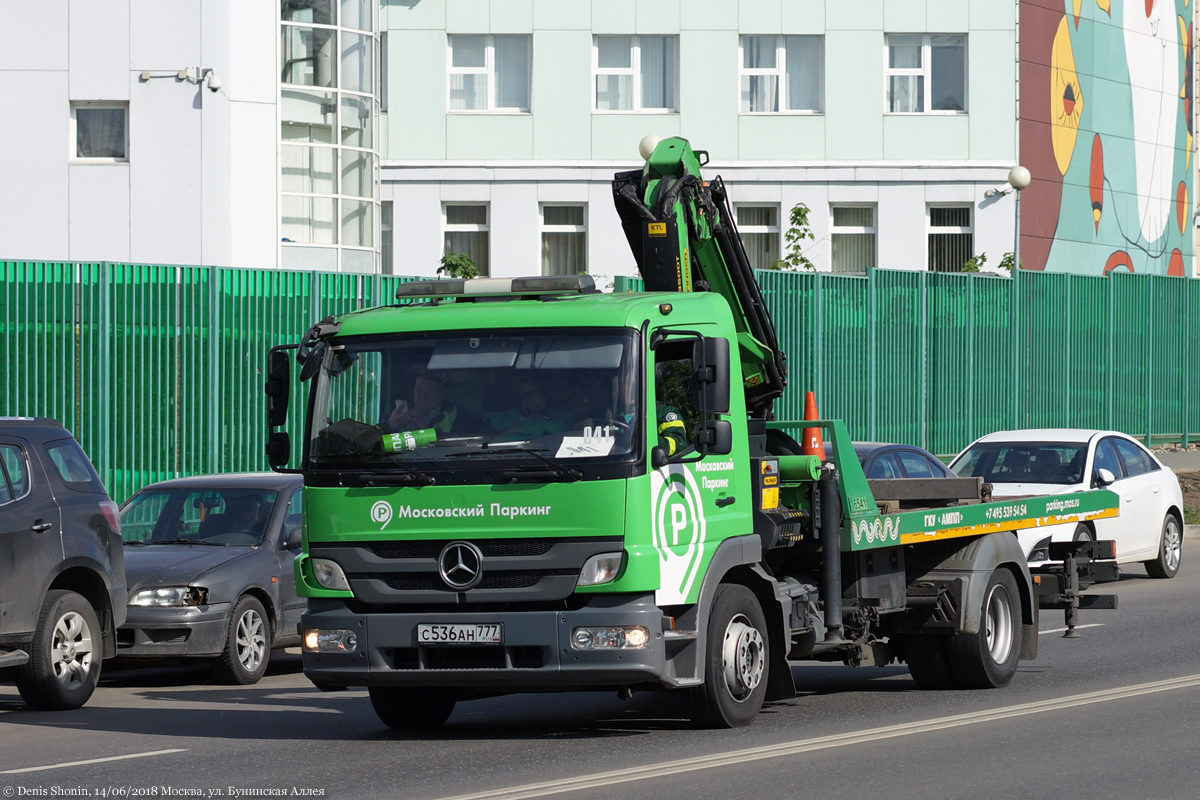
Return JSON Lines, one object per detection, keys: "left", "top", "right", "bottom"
{"left": 438, "top": 541, "right": 484, "bottom": 590}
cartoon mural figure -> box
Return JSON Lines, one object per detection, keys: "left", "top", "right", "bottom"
{"left": 1020, "top": 0, "right": 1193, "bottom": 276}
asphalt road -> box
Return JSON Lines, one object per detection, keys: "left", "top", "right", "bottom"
{"left": 2, "top": 560, "right": 1199, "bottom": 800}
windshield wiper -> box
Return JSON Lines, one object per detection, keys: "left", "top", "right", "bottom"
{"left": 152, "top": 539, "right": 227, "bottom": 546}
{"left": 310, "top": 453, "right": 437, "bottom": 486}
{"left": 467, "top": 446, "right": 583, "bottom": 483}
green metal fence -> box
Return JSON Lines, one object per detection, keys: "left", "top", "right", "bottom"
{"left": 3, "top": 261, "right": 1195, "bottom": 501}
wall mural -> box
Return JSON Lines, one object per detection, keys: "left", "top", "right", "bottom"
{"left": 1019, "top": 0, "right": 1194, "bottom": 275}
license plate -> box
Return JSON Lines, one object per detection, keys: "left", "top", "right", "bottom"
{"left": 416, "top": 623, "right": 503, "bottom": 645}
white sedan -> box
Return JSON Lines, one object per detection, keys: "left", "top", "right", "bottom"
{"left": 950, "top": 429, "right": 1183, "bottom": 578}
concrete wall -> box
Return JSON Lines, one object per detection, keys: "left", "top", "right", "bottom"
{"left": 0, "top": 0, "right": 277, "bottom": 269}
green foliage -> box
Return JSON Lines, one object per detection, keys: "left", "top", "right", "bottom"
{"left": 438, "top": 252, "right": 479, "bottom": 279}
{"left": 769, "top": 203, "right": 816, "bottom": 271}
{"left": 961, "top": 253, "right": 987, "bottom": 273}
{"left": 998, "top": 252, "right": 1021, "bottom": 271}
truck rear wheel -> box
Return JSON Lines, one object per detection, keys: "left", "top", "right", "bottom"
{"left": 687, "top": 584, "right": 769, "bottom": 728}
{"left": 369, "top": 686, "right": 457, "bottom": 729}
{"left": 947, "top": 568, "right": 1021, "bottom": 689}
{"left": 15, "top": 590, "right": 103, "bottom": 710}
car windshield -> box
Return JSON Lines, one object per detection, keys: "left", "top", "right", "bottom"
{"left": 307, "top": 329, "right": 640, "bottom": 469}
{"left": 120, "top": 488, "right": 279, "bottom": 546}
{"left": 951, "top": 442, "right": 1087, "bottom": 485}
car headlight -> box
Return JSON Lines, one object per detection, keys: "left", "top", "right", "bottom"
{"left": 577, "top": 552, "right": 624, "bottom": 587}
{"left": 129, "top": 586, "right": 206, "bottom": 607}
{"left": 311, "top": 558, "right": 352, "bottom": 591}
{"left": 1028, "top": 536, "right": 1052, "bottom": 563}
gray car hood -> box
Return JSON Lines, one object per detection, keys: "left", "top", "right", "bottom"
{"left": 123, "top": 545, "right": 256, "bottom": 593}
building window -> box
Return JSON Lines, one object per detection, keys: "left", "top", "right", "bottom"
{"left": 448, "top": 35, "right": 531, "bottom": 112}
{"left": 830, "top": 206, "right": 877, "bottom": 273}
{"left": 541, "top": 205, "right": 587, "bottom": 276}
{"left": 281, "top": 0, "right": 378, "bottom": 268}
{"left": 380, "top": 202, "right": 393, "bottom": 274}
{"left": 70, "top": 103, "right": 128, "bottom": 161}
{"left": 885, "top": 34, "right": 966, "bottom": 113}
{"left": 739, "top": 36, "right": 823, "bottom": 113}
{"left": 928, "top": 206, "right": 973, "bottom": 272}
{"left": 593, "top": 36, "right": 678, "bottom": 112}
{"left": 735, "top": 206, "right": 779, "bottom": 270}
{"left": 444, "top": 204, "right": 490, "bottom": 276}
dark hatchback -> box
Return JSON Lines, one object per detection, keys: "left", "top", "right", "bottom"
{"left": 853, "top": 442, "right": 953, "bottom": 479}
{"left": 117, "top": 473, "right": 304, "bottom": 684}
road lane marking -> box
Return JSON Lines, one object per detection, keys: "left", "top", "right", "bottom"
{"left": 434, "top": 673, "right": 1200, "bottom": 800}
{"left": 1039, "top": 623, "right": 1104, "bottom": 635}
{"left": 1, "top": 749, "right": 187, "bottom": 774}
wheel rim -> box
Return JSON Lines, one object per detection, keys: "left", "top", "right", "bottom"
{"left": 51, "top": 611, "right": 94, "bottom": 690}
{"left": 983, "top": 584, "right": 1015, "bottom": 665}
{"left": 1163, "top": 517, "right": 1182, "bottom": 573}
{"left": 720, "top": 613, "right": 765, "bottom": 702}
{"left": 235, "top": 609, "right": 266, "bottom": 672}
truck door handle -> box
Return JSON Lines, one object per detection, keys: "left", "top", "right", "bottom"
{"left": 715, "top": 497, "right": 736, "bottom": 507}
{"left": 31, "top": 520, "right": 53, "bottom": 532}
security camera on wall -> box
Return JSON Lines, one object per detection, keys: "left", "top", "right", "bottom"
{"left": 206, "top": 73, "right": 222, "bottom": 93}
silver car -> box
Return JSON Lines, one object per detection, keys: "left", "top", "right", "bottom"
{"left": 117, "top": 473, "right": 304, "bottom": 683}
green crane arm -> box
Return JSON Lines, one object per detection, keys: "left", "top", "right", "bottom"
{"left": 612, "top": 136, "right": 787, "bottom": 419}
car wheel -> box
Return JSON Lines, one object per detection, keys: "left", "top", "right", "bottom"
{"left": 369, "top": 686, "right": 457, "bottom": 729}
{"left": 1144, "top": 513, "right": 1182, "bottom": 579}
{"left": 214, "top": 596, "right": 270, "bottom": 685}
{"left": 946, "top": 569, "right": 1021, "bottom": 689}
{"left": 15, "top": 590, "right": 103, "bottom": 710}
{"left": 686, "top": 584, "right": 770, "bottom": 728}
{"left": 1073, "top": 524, "right": 1093, "bottom": 544}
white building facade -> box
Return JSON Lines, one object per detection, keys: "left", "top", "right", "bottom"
{"left": 383, "top": 0, "right": 1021, "bottom": 283}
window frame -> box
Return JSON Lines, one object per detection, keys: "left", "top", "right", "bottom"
{"left": 738, "top": 35, "right": 824, "bottom": 115}
{"left": 734, "top": 204, "right": 781, "bottom": 270}
{"left": 447, "top": 34, "right": 532, "bottom": 114}
{"left": 829, "top": 204, "right": 878, "bottom": 273}
{"left": 0, "top": 443, "right": 31, "bottom": 506}
{"left": 884, "top": 33, "right": 967, "bottom": 116}
{"left": 69, "top": 102, "right": 129, "bottom": 163}
{"left": 591, "top": 35, "right": 679, "bottom": 114}
{"left": 926, "top": 204, "right": 974, "bottom": 272}
{"left": 539, "top": 203, "right": 588, "bottom": 276}
{"left": 443, "top": 202, "right": 491, "bottom": 276}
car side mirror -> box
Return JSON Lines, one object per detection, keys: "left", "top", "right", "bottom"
{"left": 282, "top": 525, "right": 302, "bottom": 549}
{"left": 1094, "top": 468, "right": 1116, "bottom": 487}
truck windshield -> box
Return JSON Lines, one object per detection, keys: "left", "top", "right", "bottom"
{"left": 308, "top": 329, "right": 640, "bottom": 468}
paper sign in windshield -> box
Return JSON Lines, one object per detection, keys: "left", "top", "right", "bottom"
{"left": 556, "top": 436, "right": 615, "bottom": 458}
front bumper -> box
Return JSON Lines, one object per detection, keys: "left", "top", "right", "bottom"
{"left": 302, "top": 594, "right": 669, "bottom": 689}
{"left": 116, "top": 603, "right": 232, "bottom": 658}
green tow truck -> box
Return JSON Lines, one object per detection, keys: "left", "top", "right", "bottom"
{"left": 264, "top": 137, "right": 1120, "bottom": 728}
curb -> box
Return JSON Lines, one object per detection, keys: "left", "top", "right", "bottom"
{"left": 1185, "top": 524, "right": 1200, "bottom": 540}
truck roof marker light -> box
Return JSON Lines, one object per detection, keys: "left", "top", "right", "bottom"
{"left": 659, "top": 303, "right": 673, "bottom": 315}
{"left": 395, "top": 275, "right": 596, "bottom": 301}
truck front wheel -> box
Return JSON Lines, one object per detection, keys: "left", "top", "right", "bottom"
{"left": 369, "top": 686, "right": 457, "bottom": 729}
{"left": 687, "top": 584, "right": 769, "bottom": 728}
{"left": 947, "top": 568, "right": 1021, "bottom": 689}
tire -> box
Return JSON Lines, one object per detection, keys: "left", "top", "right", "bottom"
{"left": 904, "top": 634, "right": 956, "bottom": 690}
{"left": 214, "top": 596, "right": 270, "bottom": 685}
{"left": 369, "top": 686, "right": 457, "bottom": 729}
{"left": 1144, "top": 513, "right": 1183, "bottom": 579}
{"left": 947, "top": 569, "right": 1021, "bottom": 689}
{"left": 1073, "top": 524, "right": 1093, "bottom": 543}
{"left": 15, "top": 590, "right": 103, "bottom": 710}
{"left": 686, "top": 584, "right": 770, "bottom": 728}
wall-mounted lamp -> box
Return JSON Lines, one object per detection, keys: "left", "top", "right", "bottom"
{"left": 985, "top": 166, "right": 1032, "bottom": 197}
{"left": 138, "top": 67, "right": 221, "bottom": 93}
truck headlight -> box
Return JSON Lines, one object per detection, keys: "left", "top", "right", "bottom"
{"left": 571, "top": 626, "right": 649, "bottom": 649}
{"left": 311, "top": 558, "right": 351, "bottom": 591}
{"left": 303, "top": 629, "right": 358, "bottom": 653}
{"left": 129, "top": 586, "right": 205, "bottom": 607}
{"left": 577, "top": 552, "right": 624, "bottom": 587}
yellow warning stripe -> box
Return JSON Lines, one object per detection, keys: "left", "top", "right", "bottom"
{"left": 898, "top": 507, "right": 1119, "bottom": 546}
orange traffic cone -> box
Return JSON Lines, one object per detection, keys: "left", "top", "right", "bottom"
{"left": 801, "top": 391, "right": 827, "bottom": 460}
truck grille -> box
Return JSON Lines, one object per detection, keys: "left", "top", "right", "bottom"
{"left": 311, "top": 536, "right": 621, "bottom": 605}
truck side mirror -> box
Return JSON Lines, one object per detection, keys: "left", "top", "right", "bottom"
{"left": 651, "top": 445, "right": 669, "bottom": 470}
{"left": 693, "top": 337, "right": 730, "bottom": 415}
{"left": 266, "top": 432, "right": 291, "bottom": 469}
{"left": 265, "top": 346, "right": 293, "bottom": 428}
{"left": 695, "top": 420, "right": 732, "bottom": 455}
